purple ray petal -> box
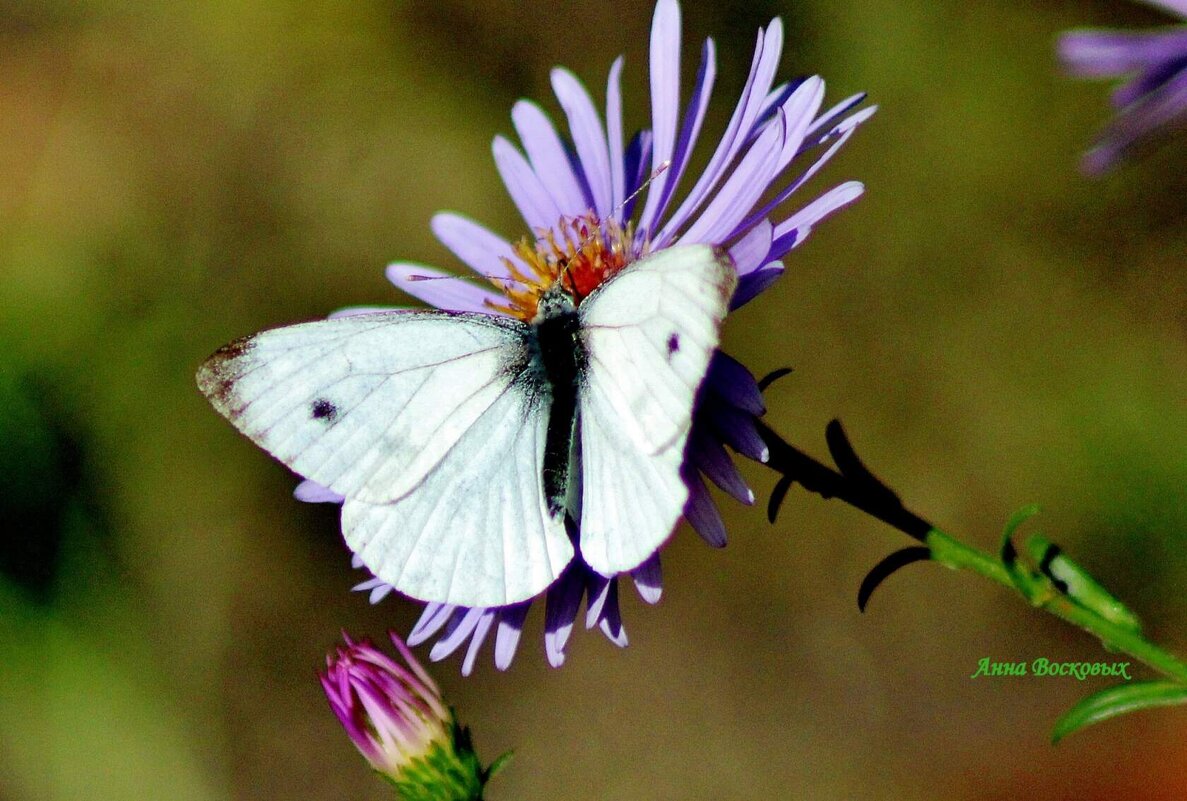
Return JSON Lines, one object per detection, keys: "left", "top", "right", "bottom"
{"left": 544, "top": 568, "right": 584, "bottom": 667}
{"left": 352, "top": 577, "right": 395, "bottom": 605}
{"left": 740, "top": 107, "right": 873, "bottom": 234}
{"left": 705, "top": 351, "right": 766, "bottom": 416}
{"left": 461, "top": 611, "right": 497, "bottom": 676}
{"left": 732, "top": 263, "right": 784, "bottom": 309}
{"left": 1146, "top": 0, "right": 1187, "bottom": 17}
{"left": 1086, "top": 68, "right": 1187, "bottom": 173}
{"left": 1113, "top": 51, "right": 1187, "bottom": 107}
{"left": 553, "top": 67, "right": 614, "bottom": 218}
{"left": 429, "top": 607, "right": 485, "bottom": 661}
{"left": 293, "top": 479, "right": 344, "bottom": 503}
{"left": 606, "top": 56, "right": 627, "bottom": 212}
{"left": 690, "top": 429, "right": 755, "bottom": 505}
{"left": 408, "top": 603, "right": 456, "bottom": 647}
{"left": 728, "top": 217, "right": 773, "bottom": 275}
{"left": 492, "top": 134, "right": 564, "bottom": 233}
{"left": 511, "top": 100, "right": 591, "bottom": 217}
{"left": 649, "top": 37, "right": 718, "bottom": 247}
{"left": 707, "top": 402, "right": 770, "bottom": 462}
{"left": 430, "top": 212, "right": 526, "bottom": 281}
{"left": 772, "top": 77, "right": 826, "bottom": 170}
{"left": 637, "top": 0, "right": 682, "bottom": 236}
{"left": 684, "top": 470, "right": 727, "bottom": 547}
{"left": 677, "top": 108, "right": 785, "bottom": 244}
{"left": 385, "top": 263, "right": 506, "bottom": 314}
{"left": 770, "top": 181, "right": 865, "bottom": 258}
{"left": 622, "top": 130, "right": 653, "bottom": 225}
{"left": 631, "top": 554, "right": 663, "bottom": 604}
{"left": 1060, "top": 29, "right": 1187, "bottom": 77}
{"left": 584, "top": 571, "right": 611, "bottom": 628}
{"left": 658, "top": 18, "right": 784, "bottom": 241}
{"left": 806, "top": 92, "right": 869, "bottom": 140}
{"left": 493, "top": 603, "right": 531, "bottom": 671}
{"left": 596, "top": 581, "right": 628, "bottom": 647}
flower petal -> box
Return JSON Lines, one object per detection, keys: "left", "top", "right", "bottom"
{"left": 677, "top": 106, "right": 785, "bottom": 244}
{"left": 1085, "top": 67, "right": 1187, "bottom": 173}
{"left": 494, "top": 603, "right": 531, "bottom": 671}
{"left": 637, "top": 0, "right": 682, "bottom": 236}
{"left": 705, "top": 352, "right": 766, "bottom": 416}
{"left": 683, "top": 470, "right": 727, "bottom": 547}
{"left": 429, "top": 607, "right": 485, "bottom": 661}
{"left": 408, "top": 603, "right": 456, "bottom": 647}
{"left": 728, "top": 217, "right": 773, "bottom": 275}
{"left": 658, "top": 18, "right": 784, "bottom": 241}
{"left": 1144, "top": 0, "right": 1187, "bottom": 17}
{"left": 461, "top": 611, "right": 497, "bottom": 676}
{"left": 1060, "top": 29, "right": 1187, "bottom": 77}
{"left": 294, "top": 479, "right": 344, "bottom": 503}
{"left": 544, "top": 567, "right": 584, "bottom": 667}
{"left": 690, "top": 429, "right": 755, "bottom": 505}
{"left": 631, "top": 554, "right": 663, "bottom": 604}
{"left": 649, "top": 38, "right": 718, "bottom": 245}
{"left": 706, "top": 401, "right": 770, "bottom": 462}
{"left": 492, "top": 134, "right": 564, "bottom": 232}
{"left": 606, "top": 56, "right": 627, "bottom": 212}
{"left": 385, "top": 263, "right": 506, "bottom": 314}
{"left": 740, "top": 106, "right": 873, "bottom": 234}
{"left": 770, "top": 181, "right": 866, "bottom": 259}
{"left": 511, "top": 100, "right": 591, "bottom": 217}
{"left": 552, "top": 67, "right": 614, "bottom": 218}
{"left": 430, "top": 212, "right": 528, "bottom": 281}
{"left": 732, "top": 263, "right": 784, "bottom": 309}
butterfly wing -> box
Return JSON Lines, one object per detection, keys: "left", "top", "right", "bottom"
{"left": 197, "top": 310, "right": 574, "bottom": 606}
{"left": 576, "top": 244, "right": 736, "bottom": 576}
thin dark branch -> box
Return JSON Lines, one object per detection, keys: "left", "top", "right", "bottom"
{"left": 755, "top": 419, "right": 934, "bottom": 543}
{"left": 857, "top": 547, "right": 932, "bottom": 612}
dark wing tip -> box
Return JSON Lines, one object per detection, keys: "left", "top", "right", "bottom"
{"left": 195, "top": 335, "right": 256, "bottom": 411}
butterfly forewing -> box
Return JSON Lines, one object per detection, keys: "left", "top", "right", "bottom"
{"left": 576, "top": 245, "right": 736, "bottom": 575}
{"left": 196, "top": 310, "right": 573, "bottom": 606}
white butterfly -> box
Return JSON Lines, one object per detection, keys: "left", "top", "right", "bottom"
{"left": 197, "top": 244, "right": 735, "bottom": 608}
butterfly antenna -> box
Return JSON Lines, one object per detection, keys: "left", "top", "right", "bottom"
{"left": 404, "top": 273, "right": 532, "bottom": 292}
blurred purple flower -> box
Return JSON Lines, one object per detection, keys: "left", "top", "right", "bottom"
{"left": 321, "top": 632, "right": 490, "bottom": 797}
{"left": 303, "top": 0, "right": 871, "bottom": 673}
{"left": 1059, "top": 0, "right": 1187, "bottom": 173}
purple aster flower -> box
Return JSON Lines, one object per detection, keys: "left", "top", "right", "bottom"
{"left": 300, "top": 0, "right": 872, "bottom": 673}
{"left": 1059, "top": 0, "right": 1187, "bottom": 173}
{"left": 320, "top": 632, "right": 501, "bottom": 797}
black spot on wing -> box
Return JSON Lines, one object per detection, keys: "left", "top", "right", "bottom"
{"left": 310, "top": 398, "right": 339, "bottom": 424}
{"left": 667, "top": 332, "right": 680, "bottom": 357}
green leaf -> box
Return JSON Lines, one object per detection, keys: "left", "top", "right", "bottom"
{"left": 1052, "top": 680, "right": 1187, "bottom": 743}
{"left": 1002, "top": 504, "right": 1042, "bottom": 541}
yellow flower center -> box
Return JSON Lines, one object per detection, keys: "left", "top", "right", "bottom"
{"left": 485, "top": 214, "right": 635, "bottom": 320}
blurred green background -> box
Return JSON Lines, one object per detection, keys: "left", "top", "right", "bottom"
{"left": 2, "top": 0, "right": 1186, "bottom": 798}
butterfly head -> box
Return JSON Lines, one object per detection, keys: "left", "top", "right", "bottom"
{"left": 485, "top": 213, "right": 636, "bottom": 321}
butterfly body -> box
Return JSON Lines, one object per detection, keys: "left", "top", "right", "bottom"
{"left": 198, "top": 244, "right": 735, "bottom": 607}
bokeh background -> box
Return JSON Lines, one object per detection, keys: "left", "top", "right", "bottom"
{"left": 2, "top": 0, "right": 1186, "bottom": 798}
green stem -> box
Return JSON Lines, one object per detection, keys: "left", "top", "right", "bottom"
{"left": 927, "top": 528, "right": 1187, "bottom": 683}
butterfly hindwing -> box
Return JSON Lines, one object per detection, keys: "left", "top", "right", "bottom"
{"left": 196, "top": 310, "right": 573, "bottom": 606}
{"left": 576, "top": 244, "right": 736, "bottom": 575}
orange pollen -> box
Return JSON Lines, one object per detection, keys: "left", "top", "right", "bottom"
{"left": 484, "top": 214, "right": 635, "bottom": 321}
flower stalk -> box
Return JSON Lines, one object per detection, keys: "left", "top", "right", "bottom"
{"left": 758, "top": 413, "right": 1187, "bottom": 737}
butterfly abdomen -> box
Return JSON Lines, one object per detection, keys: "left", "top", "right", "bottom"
{"left": 532, "top": 297, "right": 585, "bottom": 518}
